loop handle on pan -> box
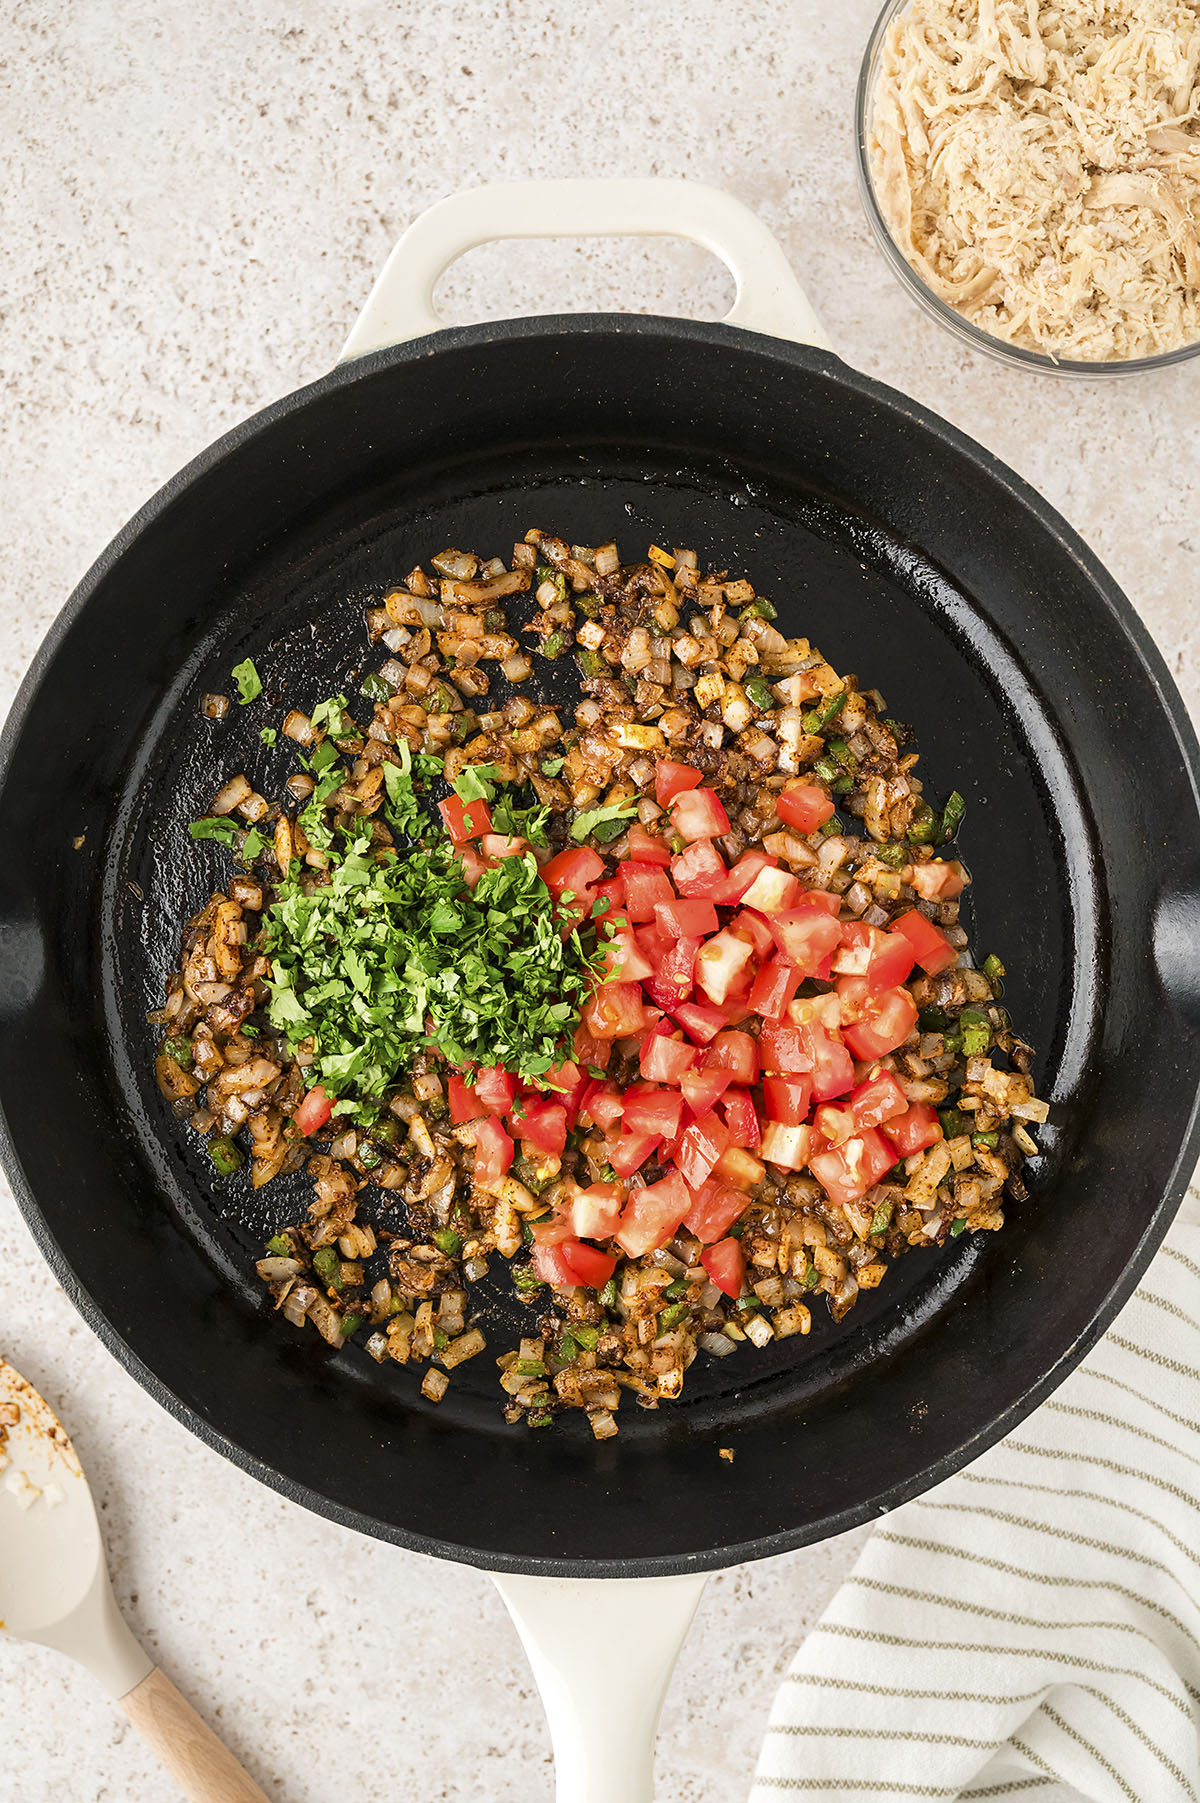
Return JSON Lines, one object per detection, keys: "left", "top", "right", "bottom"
{"left": 493, "top": 1570, "right": 709, "bottom": 1803}
{"left": 339, "top": 178, "right": 832, "bottom": 357}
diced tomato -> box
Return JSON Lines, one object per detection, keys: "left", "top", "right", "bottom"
{"left": 540, "top": 1061, "right": 587, "bottom": 1121}
{"left": 636, "top": 920, "right": 675, "bottom": 971}
{"left": 627, "top": 824, "right": 673, "bottom": 867}
{"left": 850, "top": 1071, "right": 908, "bottom": 1131}
{"left": 769, "top": 899, "right": 844, "bottom": 976}
{"left": 684, "top": 1179, "right": 749, "bottom": 1245}
{"left": 656, "top": 897, "right": 719, "bottom": 939}
{"left": 722, "top": 1086, "right": 761, "bottom": 1149}
{"left": 909, "top": 859, "right": 967, "bottom": 901}
{"left": 676, "top": 1111, "right": 733, "bottom": 1189}
{"left": 812, "top": 1102, "right": 856, "bottom": 1148}
{"left": 760, "top": 1120, "right": 812, "bottom": 1171}
{"left": 582, "top": 980, "right": 648, "bottom": 1041}
{"left": 710, "top": 847, "right": 775, "bottom": 905}
{"left": 777, "top": 781, "right": 835, "bottom": 834}
{"left": 598, "top": 916, "right": 655, "bottom": 984}
{"left": 542, "top": 846, "right": 604, "bottom": 898}
{"left": 721, "top": 997, "right": 755, "bottom": 1027}
{"left": 639, "top": 1023, "right": 699, "bottom": 1083}
{"left": 618, "top": 860, "right": 676, "bottom": 921}
{"left": 670, "top": 787, "right": 731, "bottom": 843}
{"left": 457, "top": 844, "right": 493, "bottom": 888}
{"left": 473, "top": 1064, "right": 516, "bottom": 1115}
{"left": 701, "top": 1236, "right": 746, "bottom": 1299}
{"left": 474, "top": 1115, "right": 514, "bottom": 1190}
{"left": 439, "top": 794, "right": 492, "bottom": 843}
{"left": 533, "top": 1239, "right": 616, "bottom": 1291}
{"left": 593, "top": 874, "right": 625, "bottom": 918}
{"left": 892, "top": 908, "right": 958, "bottom": 975}
{"left": 615, "top": 1169, "right": 692, "bottom": 1257}
{"left": 832, "top": 921, "right": 916, "bottom": 992}
{"left": 881, "top": 1101, "right": 943, "bottom": 1156}
{"left": 713, "top": 1144, "right": 767, "bottom": 1188}
{"left": 447, "top": 1073, "right": 483, "bottom": 1124}
{"left": 704, "top": 1030, "right": 760, "bottom": 1086}
{"left": 762, "top": 1072, "right": 812, "bottom": 1125}
{"left": 695, "top": 929, "right": 756, "bottom": 1005}
{"left": 623, "top": 1085, "right": 684, "bottom": 1142}
{"left": 647, "top": 934, "right": 701, "bottom": 1005}
{"left": 669, "top": 1000, "right": 727, "bottom": 1045}
{"left": 479, "top": 833, "right": 527, "bottom": 860}
{"left": 512, "top": 1095, "right": 568, "bottom": 1156}
{"left": 655, "top": 760, "right": 704, "bottom": 807}
{"left": 788, "top": 992, "right": 844, "bottom": 1031}
{"left": 578, "top": 1082, "right": 624, "bottom": 1131}
{"left": 530, "top": 1211, "right": 575, "bottom": 1246}
{"left": 531, "top": 1243, "right": 582, "bottom": 1288}
{"left": 573, "top": 1022, "right": 612, "bottom": 1071}
{"left": 738, "top": 864, "right": 802, "bottom": 915}
{"left": 748, "top": 956, "right": 802, "bottom": 1022}
{"left": 757, "top": 1023, "right": 812, "bottom": 1075}
{"left": 810, "top": 1127, "right": 896, "bottom": 1207}
{"left": 799, "top": 1023, "right": 856, "bottom": 1099}
{"left": 837, "top": 978, "right": 919, "bottom": 1060}
{"left": 293, "top": 1085, "right": 333, "bottom": 1136}
{"left": 671, "top": 840, "right": 729, "bottom": 898}
{"left": 608, "top": 1131, "right": 661, "bottom": 1178}
{"left": 680, "top": 1065, "right": 733, "bottom": 1115}
{"left": 569, "top": 1182, "right": 626, "bottom": 1242}
{"left": 730, "top": 908, "right": 775, "bottom": 960}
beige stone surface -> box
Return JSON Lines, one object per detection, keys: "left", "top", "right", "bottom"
{"left": 1, "top": 1, "right": 1196, "bottom": 1799}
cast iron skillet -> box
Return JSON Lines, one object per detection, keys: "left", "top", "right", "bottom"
{"left": 2, "top": 193, "right": 1199, "bottom": 1582}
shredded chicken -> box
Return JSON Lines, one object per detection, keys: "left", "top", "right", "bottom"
{"left": 868, "top": 0, "right": 1200, "bottom": 360}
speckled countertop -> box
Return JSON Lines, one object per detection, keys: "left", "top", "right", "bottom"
{"left": 3, "top": 3, "right": 1197, "bottom": 1798}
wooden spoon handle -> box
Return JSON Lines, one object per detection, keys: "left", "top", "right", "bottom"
{"left": 119, "top": 1667, "right": 270, "bottom": 1803}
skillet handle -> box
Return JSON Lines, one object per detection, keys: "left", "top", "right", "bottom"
{"left": 493, "top": 1570, "right": 708, "bottom": 1802}
{"left": 339, "top": 179, "right": 831, "bottom": 359}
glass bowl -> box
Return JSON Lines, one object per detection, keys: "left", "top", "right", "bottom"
{"left": 854, "top": 0, "right": 1200, "bottom": 377}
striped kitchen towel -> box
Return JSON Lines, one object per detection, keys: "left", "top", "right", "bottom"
{"left": 752, "top": 1181, "right": 1200, "bottom": 1802}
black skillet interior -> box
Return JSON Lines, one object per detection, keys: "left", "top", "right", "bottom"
{"left": 1, "top": 318, "right": 1198, "bottom": 1575}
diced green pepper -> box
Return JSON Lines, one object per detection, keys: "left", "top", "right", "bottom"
{"left": 983, "top": 953, "right": 1006, "bottom": 985}
{"left": 360, "top": 672, "right": 394, "bottom": 703}
{"left": 527, "top": 1411, "right": 554, "bottom": 1428}
{"left": 802, "top": 1262, "right": 819, "bottom": 1289}
{"left": 869, "top": 1201, "right": 893, "bottom": 1236}
{"left": 340, "top": 1313, "right": 363, "bottom": 1337}
{"left": 515, "top": 1357, "right": 547, "bottom": 1377}
{"left": 357, "top": 1139, "right": 381, "bottom": 1171}
{"left": 819, "top": 815, "right": 843, "bottom": 837}
{"left": 664, "top": 1278, "right": 688, "bottom": 1300}
{"left": 739, "top": 597, "right": 778, "bottom": 622}
{"left": 918, "top": 1006, "right": 949, "bottom": 1031}
{"left": 433, "top": 1228, "right": 462, "bottom": 1257}
{"left": 535, "top": 563, "right": 555, "bottom": 584}
{"left": 512, "top": 1265, "right": 542, "bottom": 1292}
{"left": 826, "top": 737, "right": 855, "bottom": 768}
{"left": 972, "top": 1131, "right": 999, "bottom": 1150}
{"left": 207, "top": 1135, "right": 243, "bottom": 1176}
{"left": 428, "top": 683, "right": 456, "bottom": 714}
{"left": 575, "top": 592, "right": 601, "bottom": 617}
{"left": 163, "top": 1035, "right": 193, "bottom": 1066}
{"left": 599, "top": 1276, "right": 619, "bottom": 1309}
{"left": 373, "top": 1116, "right": 401, "bottom": 1146}
{"left": 817, "top": 691, "right": 847, "bottom": 730}
{"left": 875, "top": 843, "right": 907, "bottom": 868}
{"left": 542, "top": 631, "right": 564, "bottom": 660}
{"left": 938, "top": 1106, "right": 969, "bottom": 1139}
{"left": 265, "top": 1233, "right": 293, "bottom": 1258}
{"left": 832, "top": 774, "right": 853, "bottom": 794}
{"left": 940, "top": 790, "right": 966, "bottom": 843}
{"left": 577, "top": 648, "right": 606, "bottom": 679}
{"left": 745, "top": 674, "right": 776, "bottom": 711}
{"left": 908, "top": 801, "right": 937, "bottom": 844}
{"left": 949, "top": 1218, "right": 967, "bottom": 1238}
{"left": 313, "top": 1246, "right": 341, "bottom": 1289}
{"left": 812, "top": 756, "right": 840, "bottom": 784}
{"left": 959, "top": 1008, "right": 991, "bottom": 1057}
{"left": 660, "top": 1302, "right": 690, "bottom": 1330}
{"left": 572, "top": 1324, "right": 599, "bottom": 1350}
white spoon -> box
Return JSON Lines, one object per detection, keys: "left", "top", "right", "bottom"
{"left": 0, "top": 1355, "right": 269, "bottom": 1802}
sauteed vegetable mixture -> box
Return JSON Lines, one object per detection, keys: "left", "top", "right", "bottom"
{"left": 154, "top": 532, "right": 1046, "bottom": 1437}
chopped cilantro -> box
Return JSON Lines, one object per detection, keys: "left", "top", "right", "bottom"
{"left": 453, "top": 762, "right": 502, "bottom": 804}
{"left": 571, "top": 799, "right": 639, "bottom": 843}
{"left": 232, "top": 658, "right": 262, "bottom": 704}
{"left": 262, "top": 833, "right": 602, "bottom": 1118}
{"left": 540, "top": 756, "right": 564, "bottom": 777}
{"left": 259, "top": 727, "right": 278, "bottom": 746}
{"left": 310, "top": 695, "right": 354, "bottom": 738}
{"left": 189, "top": 816, "right": 240, "bottom": 846}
